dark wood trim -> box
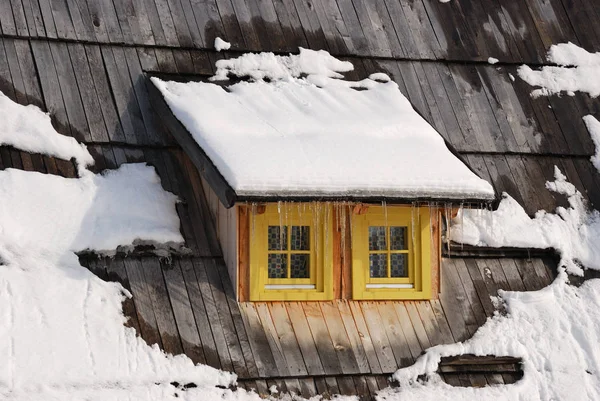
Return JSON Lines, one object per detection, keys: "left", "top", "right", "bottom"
{"left": 444, "top": 242, "right": 556, "bottom": 259}
{"left": 238, "top": 205, "right": 250, "bottom": 302}
{"left": 147, "top": 76, "right": 237, "bottom": 208}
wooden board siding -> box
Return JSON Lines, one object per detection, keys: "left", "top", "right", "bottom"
{"left": 80, "top": 254, "right": 555, "bottom": 398}
{"left": 0, "top": 36, "right": 599, "bottom": 158}
{"left": 3, "top": 0, "right": 600, "bottom": 64}
{"left": 0, "top": 35, "right": 599, "bottom": 221}
{"left": 0, "top": 2, "right": 598, "bottom": 397}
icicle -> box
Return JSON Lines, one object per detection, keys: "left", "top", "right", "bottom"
{"left": 411, "top": 202, "right": 417, "bottom": 255}
{"left": 313, "top": 202, "right": 320, "bottom": 260}
{"left": 429, "top": 202, "right": 435, "bottom": 259}
{"left": 340, "top": 202, "right": 347, "bottom": 258}
{"left": 459, "top": 202, "right": 464, "bottom": 251}
{"left": 277, "top": 201, "right": 284, "bottom": 250}
{"left": 382, "top": 200, "right": 388, "bottom": 229}
{"left": 348, "top": 202, "right": 354, "bottom": 251}
{"left": 251, "top": 202, "right": 257, "bottom": 239}
{"left": 444, "top": 203, "right": 451, "bottom": 257}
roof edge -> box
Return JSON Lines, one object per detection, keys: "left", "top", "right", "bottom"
{"left": 148, "top": 76, "right": 238, "bottom": 208}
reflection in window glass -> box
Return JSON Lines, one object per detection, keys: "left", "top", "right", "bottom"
{"left": 368, "top": 226, "right": 387, "bottom": 250}
{"left": 390, "top": 226, "right": 407, "bottom": 250}
{"left": 268, "top": 253, "right": 287, "bottom": 278}
{"left": 291, "top": 226, "right": 310, "bottom": 250}
{"left": 290, "top": 254, "right": 310, "bottom": 278}
{"left": 390, "top": 254, "right": 408, "bottom": 277}
{"left": 268, "top": 226, "right": 287, "bottom": 250}
{"left": 369, "top": 254, "right": 387, "bottom": 278}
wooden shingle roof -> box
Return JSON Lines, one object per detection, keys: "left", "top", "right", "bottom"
{"left": 1, "top": 0, "right": 600, "bottom": 398}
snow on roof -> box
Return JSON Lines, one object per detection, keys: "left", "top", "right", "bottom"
{"left": 0, "top": 96, "right": 239, "bottom": 398}
{"left": 0, "top": 91, "right": 93, "bottom": 168}
{"left": 518, "top": 42, "right": 600, "bottom": 98}
{"left": 152, "top": 49, "right": 494, "bottom": 201}
{"left": 451, "top": 166, "right": 600, "bottom": 276}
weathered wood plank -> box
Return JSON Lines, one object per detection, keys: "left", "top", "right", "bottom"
{"left": 84, "top": 44, "right": 126, "bottom": 143}
{"left": 463, "top": 259, "right": 497, "bottom": 317}
{"left": 336, "top": 301, "right": 371, "bottom": 374}
{"left": 96, "top": 0, "right": 124, "bottom": 42}
{"left": 140, "top": 257, "right": 184, "bottom": 355}
{"left": 303, "top": 302, "right": 343, "bottom": 375}
{"left": 393, "top": 302, "right": 425, "bottom": 361}
{"left": 320, "top": 302, "right": 361, "bottom": 374}
{"left": 0, "top": 0, "right": 18, "bottom": 36}
{"left": 2, "top": 39, "right": 28, "bottom": 105}
{"left": 438, "top": 259, "right": 475, "bottom": 340}
{"left": 347, "top": 301, "right": 383, "bottom": 374}
{"left": 119, "top": 46, "right": 162, "bottom": 146}
{"left": 162, "top": 260, "right": 206, "bottom": 364}
{"left": 358, "top": 302, "right": 397, "bottom": 373}
{"left": 449, "top": 64, "right": 505, "bottom": 152}
{"left": 179, "top": 152, "right": 222, "bottom": 256}
{"left": 160, "top": 149, "right": 209, "bottom": 255}
{"left": 100, "top": 46, "right": 140, "bottom": 144}
{"left": 452, "top": 258, "right": 488, "bottom": 327}
{"left": 215, "top": 258, "right": 259, "bottom": 377}
{"left": 30, "top": 40, "right": 73, "bottom": 138}
{"left": 193, "top": 257, "right": 235, "bottom": 372}
{"left": 254, "top": 302, "right": 292, "bottom": 376}
{"left": 238, "top": 302, "right": 279, "bottom": 377}
{"left": 376, "top": 301, "right": 414, "bottom": 368}
{"left": 179, "top": 257, "right": 221, "bottom": 369}
{"left": 202, "top": 258, "right": 249, "bottom": 377}
{"left": 123, "top": 258, "right": 163, "bottom": 348}
{"left": 264, "top": 302, "right": 307, "bottom": 376}
{"left": 67, "top": 43, "right": 110, "bottom": 142}
{"left": 285, "top": 301, "right": 326, "bottom": 375}
{"left": 290, "top": 0, "right": 329, "bottom": 51}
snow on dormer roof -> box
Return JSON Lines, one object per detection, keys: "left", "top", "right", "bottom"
{"left": 152, "top": 49, "right": 494, "bottom": 202}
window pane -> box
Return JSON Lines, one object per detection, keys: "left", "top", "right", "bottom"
{"left": 369, "top": 254, "right": 387, "bottom": 278}
{"left": 290, "top": 254, "right": 310, "bottom": 278}
{"left": 268, "top": 226, "right": 287, "bottom": 250}
{"left": 291, "top": 226, "right": 310, "bottom": 250}
{"left": 268, "top": 253, "right": 287, "bottom": 278}
{"left": 369, "top": 226, "right": 387, "bottom": 250}
{"left": 390, "top": 227, "right": 407, "bottom": 250}
{"left": 390, "top": 254, "right": 408, "bottom": 277}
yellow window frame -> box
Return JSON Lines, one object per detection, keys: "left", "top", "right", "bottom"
{"left": 352, "top": 206, "right": 432, "bottom": 300}
{"left": 249, "top": 203, "right": 333, "bottom": 301}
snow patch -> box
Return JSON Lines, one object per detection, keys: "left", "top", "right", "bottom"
{"left": 518, "top": 42, "right": 600, "bottom": 97}
{"left": 210, "top": 47, "right": 353, "bottom": 81}
{"left": 0, "top": 164, "right": 184, "bottom": 258}
{"left": 583, "top": 115, "right": 600, "bottom": 173}
{"left": 385, "top": 276, "right": 600, "bottom": 401}
{"left": 450, "top": 166, "right": 600, "bottom": 276}
{"left": 0, "top": 162, "right": 243, "bottom": 395}
{"left": 0, "top": 91, "right": 252, "bottom": 399}
{"left": 214, "top": 37, "right": 231, "bottom": 52}
{"left": 0, "top": 91, "right": 93, "bottom": 169}
{"left": 369, "top": 72, "right": 391, "bottom": 82}
{"left": 487, "top": 57, "right": 499, "bottom": 64}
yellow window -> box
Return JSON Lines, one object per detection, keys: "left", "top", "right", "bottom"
{"left": 352, "top": 206, "right": 432, "bottom": 300}
{"left": 249, "top": 203, "right": 333, "bottom": 301}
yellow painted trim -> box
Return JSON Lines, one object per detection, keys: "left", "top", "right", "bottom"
{"left": 249, "top": 203, "right": 333, "bottom": 301}
{"left": 351, "top": 206, "right": 432, "bottom": 300}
